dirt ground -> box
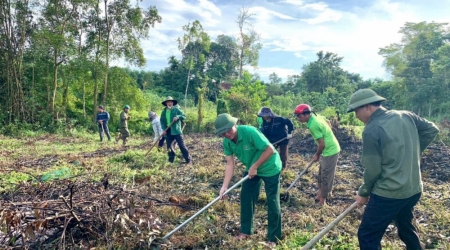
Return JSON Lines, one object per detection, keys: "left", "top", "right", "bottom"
{"left": 0, "top": 127, "right": 449, "bottom": 249}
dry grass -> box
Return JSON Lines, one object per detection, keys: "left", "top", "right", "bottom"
{"left": 0, "top": 132, "right": 449, "bottom": 249}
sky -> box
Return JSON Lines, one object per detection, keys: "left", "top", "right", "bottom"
{"left": 134, "top": 0, "right": 450, "bottom": 82}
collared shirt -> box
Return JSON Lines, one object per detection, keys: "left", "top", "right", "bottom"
{"left": 96, "top": 111, "right": 110, "bottom": 123}
{"left": 359, "top": 107, "right": 439, "bottom": 199}
{"left": 223, "top": 125, "right": 282, "bottom": 177}
{"left": 119, "top": 111, "right": 129, "bottom": 128}
{"left": 307, "top": 115, "right": 340, "bottom": 156}
{"left": 261, "top": 116, "right": 294, "bottom": 145}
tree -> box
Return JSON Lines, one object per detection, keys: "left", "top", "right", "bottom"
{"left": 302, "top": 51, "right": 344, "bottom": 93}
{"left": 236, "top": 7, "right": 262, "bottom": 79}
{"left": 177, "top": 20, "right": 210, "bottom": 109}
{"left": 379, "top": 22, "right": 450, "bottom": 115}
{"left": 268, "top": 72, "right": 282, "bottom": 84}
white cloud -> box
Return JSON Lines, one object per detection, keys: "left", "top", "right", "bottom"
{"left": 247, "top": 66, "right": 299, "bottom": 81}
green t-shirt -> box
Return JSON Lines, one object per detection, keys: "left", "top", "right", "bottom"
{"left": 307, "top": 115, "right": 340, "bottom": 156}
{"left": 165, "top": 108, "right": 172, "bottom": 127}
{"left": 223, "top": 125, "right": 281, "bottom": 177}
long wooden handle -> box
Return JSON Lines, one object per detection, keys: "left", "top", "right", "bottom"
{"left": 145, "top": 120, "right": 176, "bottom": 156}
{"left": 301, "top": 202, "right": 358, "bottom": 249}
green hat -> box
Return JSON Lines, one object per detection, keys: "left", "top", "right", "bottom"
{"left": 124, "top": 105, "right": 130, "bottom": 109}
{"left": 214, "top": 113, "right": 238, "bottom": 136}
{"left": 162, "top": 96, "right": 178, "bottom": 106}
{"left": 347, "top": 89, "right": 386, "bottom": 113}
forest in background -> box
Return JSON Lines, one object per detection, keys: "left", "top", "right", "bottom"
{"left": 1, "top": 0, "right": 450, "bottom": 135}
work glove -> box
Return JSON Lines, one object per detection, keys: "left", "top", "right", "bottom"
{"left": 287, "top": 134, "right": 293, "bottom": 139}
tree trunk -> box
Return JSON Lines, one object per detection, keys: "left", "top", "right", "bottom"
{"left": 102, "top": 0, "right": 110, "bottom": 107}
{"left": 184, "top": 66, "right": 191, "bottom": 111}
{"left": 51, "top": 48, "right": 59, "bottom": 117}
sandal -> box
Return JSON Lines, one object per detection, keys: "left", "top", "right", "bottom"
{"left": 234, "top": 233, "right": 250, "bottom": 240}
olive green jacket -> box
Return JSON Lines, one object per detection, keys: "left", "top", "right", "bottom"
{"left": 359, "top": 107, "right": 439, "bottom": 199}
{"left": 160, "top": 107, "right": 186, "bottom": 135}
{"left": 119, "top": 111, "right": 130, "bottom": 128}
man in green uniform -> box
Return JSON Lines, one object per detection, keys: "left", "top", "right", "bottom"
{"left": 215, "top": 113, "right": 282, "bottom": 247}
{"left": 347, "top": 89, "right": 439, "bottom": 250}
{"left": 160, "top": 96, "right": 191, "bottom": 164}
{"left": 116, "top": 105, "right": 131, "bottom": 146}
{"left": 294, "top": 104, "right": 340, "bottom": 206}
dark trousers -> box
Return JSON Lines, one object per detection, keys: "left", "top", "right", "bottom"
{"left": 358, "top": 193, "right": 422, "bottom": 250}
{"left": 241, "top": 172, "right": 282, "bottom": 243}
{"left": 166, "top": 130, "right": 191, "bottom": 163}
{"left": 98, "top": 123, "right": 111, "bottom": 141}
{"left": 275, "top": 144, "right": 288, "bottom": 170}
{"left": 158, "top": 136, "right": 165, "bottom": 148}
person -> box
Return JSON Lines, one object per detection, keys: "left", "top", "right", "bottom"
{"left": 148, "top": 111, "right": 165, "bottom": 148}
{"left": 258, "top": 107, "right": 294, "bottom": 170}
{"left": 294, "top": 104, "right": 340, "bottom": 206}
{"left": 347, "top": 89, "right": 439, "bottom": 250}
{"left": 215, "top": 113, "right": 282, "bottom": 247}
{"left": 96, "top": 105, "right": 111, "bottom": 142}
{"left": 160, "top": 96, "right": 191, "bottom": 164}
{"left": 116, "top": 105, "right": 131, "bottom": 146}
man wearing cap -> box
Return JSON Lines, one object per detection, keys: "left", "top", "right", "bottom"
{"left": 96, "top": 105, "right": 111, "bottom": 142}
{"left": 215, "top": 113, "right": 282, "bottom": 247}
{"left": 347, "top": 89, "right": 439, "bottom": 250}
{"left": 160, "top": 96, "right": 191, "bottom": 164}
{"left": 258, "top": 107, "right": 294, "bottom": 170}
{"left": 116, "top": 105, "right": 131, "bottom": 146}
{"left": 294, "top": 104, "right": 340, "bottom": 206}
{"left": 148, "top": 111, "right": 165, "bottom": 148}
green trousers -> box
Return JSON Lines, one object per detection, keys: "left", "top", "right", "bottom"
{"left": 240, "top": 172, "right": 282, "bottom": 242}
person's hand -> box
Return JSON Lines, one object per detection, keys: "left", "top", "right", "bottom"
{"left": 173, "top": 116, "right": 179, "bottom": 122}
{"left": 127, "top": 115, "right": 131, "bottom": 120}
{"left": 248, "top": 165, "right": 257, "bottom": 179}
{"left": 219, "top": 186, "right": 228, "bottom": 200}
{"left": 99, "top": 120, "right": 103, "bottom": 124}
{"left": 313, "top": 154, "right": 320, "bottom": 162}
{"left": 162, "top": 131, "right": 166, "bottom": 135}
{"left": 355, "top": 195, "right": 369, "bottom": 208}
{"left": 286, "top": 134, "right": 292, "bottom": 139}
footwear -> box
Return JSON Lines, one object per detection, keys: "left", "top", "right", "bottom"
{"left": 234, "top": 233, "right": 250, "bottom": 240}
{"left": 265, "top": 242, "right": 276, "bottom": 248}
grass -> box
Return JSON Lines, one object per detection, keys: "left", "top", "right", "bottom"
{"left": 1, "top": 130, "right": 449, "bottom": 249}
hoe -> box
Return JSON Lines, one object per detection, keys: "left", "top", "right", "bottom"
{"left": 150, "top": 175, "right": 249, "bottom": 249}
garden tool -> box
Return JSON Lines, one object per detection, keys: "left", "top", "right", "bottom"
{"left": 271, "top": 137, "right": 288, "bottom": 147}
{"left": 150, "top": 175, "right": 249, "bottom": 248}
{"left": 301, "top": 202, "right": 358, "bottom": 249}
{"left": 145, "top": 120, "right": 176, "bottom": 156}
{"left": 281, "top": 160, "right": 314, "bottom": 202}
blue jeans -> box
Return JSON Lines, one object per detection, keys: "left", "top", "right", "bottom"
{"left": 98, "top": 123, "right": 111, "bottom": 141}
{"left": 358, "top": 193, "right": 422, "bottom": 250}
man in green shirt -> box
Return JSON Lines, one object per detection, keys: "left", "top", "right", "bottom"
{"left": 116, "top": 105, "right": 131, "bottom": 146}
{"left": 215, "top": 113, "right": 282, "bottom": 247}
{"left": 347, "top": 89, "right": 439, "bottom": 250}
{"left": 160, "top": 96, "right": 191, "bottom": 164}
{"left": 294, "top": 104, "right": 340, "bottom": 206}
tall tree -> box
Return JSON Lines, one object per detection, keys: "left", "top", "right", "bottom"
{"left": 177, "top": 20, "right": 210, "bottom": 109}
{"left": 236, "top": 7, "right": 262, "bottom": 79}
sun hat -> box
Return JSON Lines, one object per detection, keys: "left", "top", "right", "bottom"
{"left": 257, "top": 107, "right": 277, "bottom": 118}
{"left": 347, "top": 89, "right": 386, "bottom": 112}
{"left": 162, "top": 96, "right": 178, "bottom": 106}
{"left": 214, "top": 113, "right": 238, "bottom": 136}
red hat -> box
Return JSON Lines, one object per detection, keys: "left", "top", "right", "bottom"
{"left": 294, "top": 104, "right": 311, "bottom": 115}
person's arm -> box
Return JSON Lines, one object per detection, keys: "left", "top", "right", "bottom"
{"left": 96, "top": 113, "right": 101, "bottom": 123}
{"left": 313, "top": 138, "right": 325, "bottom": 162}
{"left": 174, "top": 108, "right": 186, "bottom": 121}
{"left": 106, "top": 112, "right": 110, "bottom": 122}
{"left": 408, "top": 113, "right": 439, "bottom": 152}
{"left": 358, "top": 128, "right": 383, "bottom": 198}
{"left": 285, "top": 118, "right": 294, "bottom": 134}
{"left": 248, "top": 146, "right": 274, "bottom": 178}
{"left": 120, "top": 112, "right": 126, "bottom": 121}
{"left": 219, "top": 156, "right": 235, "bottom": 199}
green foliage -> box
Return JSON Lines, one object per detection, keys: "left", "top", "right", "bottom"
{"left": 0, "top": 171, "right": 31, "bottom": 193}
{"left": 223, "top": 71, "right": 267, "bottom": 124}
{"left": 216, "top": 99, "right": 228, "bottom": 116}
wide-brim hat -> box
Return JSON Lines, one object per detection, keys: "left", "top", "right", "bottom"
{"left": 162, "top": 96, "right": 178, "bottom": 106}
{"left": 257, "top": 107, "right": 277, "bottom": 118}
{"left": 215, "top": 113, "right": 238, "bottom": 136}
{"left": 347, "top": 89, "right": 386, "bottom": 112}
